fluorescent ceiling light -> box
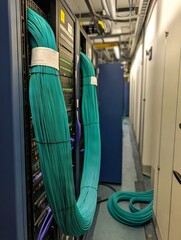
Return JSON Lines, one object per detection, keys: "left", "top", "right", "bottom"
{"left": 93, "top": 39, "right": 103, "bottom": 44}
{"left": 113, "top": 46, "right": 120, "bottom": 60}
{"left": 104, "top": 37, "right": 119, "bottom": 42}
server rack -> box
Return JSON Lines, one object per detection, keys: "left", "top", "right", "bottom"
{"left": 74, "top": 20, "right": 81, "bottom": 197}
{"left": 78, "top": 28, "right": 95, "bottom": 181}
{"left": 26, "top": 1, "right": 80, "bottom": 239}
{"left": 79, "top": 28, "right": 98, "bottom": 188}
{"left": 50, "top": 0, "right": 77, "bottom": 179}
{"left": 79, "top": 28, "right": 100, "bottom": 240}
{"left": 0, "top": 0, "right": 79, "bottom": 239}
{"left": 92, "top": 50, "right": 98, "bottom": 70}
{"left": 24, "top": 1, "right": 59, "bottom": 239}
{"left": 79, "top": 28, "right": 87, "bottom": 181}
{"left": 1, "top": 0, "right": 97, "bottom": 238}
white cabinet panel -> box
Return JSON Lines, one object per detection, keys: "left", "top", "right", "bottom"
{"left": 141, "top": 0, "right": 168, "bottom": 170}
{"left": 135, "top": 64, "right": 142, "bottom": 145}
{"left": 141, "top": 3, "right": 158, "bottom": 168}
{"left": 156, "top": 34, "right": 180, "bottom": 240}
{"left": 169, "top": 176, "right": 181, "bottom": 239}
{"left": 168, "top": 3, "right": 181, "bottom": 239}
{"left": 155, "top": 0, "right": 181, "bottom": 239}
{"left": 130, "top": 44, "right": 143, "bottom": 141}
{"left": 152, "top": 26, "right": 167, "bottom": 216}
{"left": 156, "top": 0, "right": 168, "bottom": 37}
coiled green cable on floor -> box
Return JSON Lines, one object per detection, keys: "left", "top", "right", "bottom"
{"left": 27, "top": 8, "right": 101, "bottom": 236}
{"left": 107, "top": 190, "right": 154, "bottom": 227}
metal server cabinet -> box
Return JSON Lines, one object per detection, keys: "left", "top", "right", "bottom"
{"left": 79, "top": 28, "right": 99, "bottom": 240}
{"left": 92, "top": 50, "right": 98, "bottom": 74}
{"left": 25, "top": 1, "right": 61, "bottom": 239}
{"left": 78, "top": 28, "right": 89, "bottom": 183}
{"left": 27, "top": 0, "right": 79, "bottom": 239}
{"left": 123, "top": 80, "right": 130, "bottom": 117}
{"left": 24, "top": 1, "right": 64, "bottom": 239}
{"left": 50, "top": 0, "right": 82, "bottom": 205}
{"left": 79, "top": 27, "right": 95, "bottom": 186}
{"left": 50, "top": 8, "right": 83, "bottom": 238}
{"left": 50, "top": 0, "right": 77, "bottom": 180}
{"left": 99, "top": 63, "right": 124, "bottom": 184}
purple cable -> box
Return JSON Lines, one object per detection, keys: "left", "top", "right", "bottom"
{"left": 37, "top": 114, "right": 80, "bottom": 239}
{"left": 76, "top": 111, "right": 81, "bottom": 147}
{"left": 33, "top": 172, "right": 42, "bottom": 183}
{"left": 70, "top": 137, "right": 75, "bottom": 150}
{"left": 39, "top": 214, "right": 53, "bottom": 240}
{"left": 37, "top": 207, "right": 51, "bottom": 240}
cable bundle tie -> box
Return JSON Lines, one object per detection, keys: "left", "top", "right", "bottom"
{"left": 35, "top": 139, "right": 70, "bottom": 145}
{"left": 90, "top": 76, "right": 97, "bottom": 86}
{"left": 83, "top": 76, "right": 97, "bottom": 86}
{"left": 83, "top": 84, "right": 95, "bottom": 87}
{"left": 31, "top": 47, "right": 59, "bottom": 70}
{"left": 83, "top": 122, "right": 99, "bottom": 127}
{"left": 51, "top": 203, "right": 77, "bottom": 213}
{"left": 82, "top": 75, "right": 96, "bottom": 78}
{"left": 30, "top": 72, "right": 60, "bottom": 77}
{"left": 80, "top": 186, "right": 97, "bottom": 191}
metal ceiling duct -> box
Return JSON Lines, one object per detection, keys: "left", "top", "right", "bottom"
{"left": 129, "top": 0, "right": 151, "bottom": 57}
{"left": 104, "top": 49, "right": 111, "bottom": 60}
{"left": 84, "top": 0, "right": 102, "bottom": 34}
{"left": 128, "top": 0, "right": 134, "bottom": 11}
{"left": 105, "top": 0, "right": 116, "bottom": 20}
{"left": 100, "top": 0, "right": 137, "bottom": 22}
{"left": 101, "top": 0, "right": 111, "bottom": 17}
{"left": 89, "top": 32, "right": 132, "bottom": 40}
{"left": 84, "top": 0, "right": 98, "bottom": 17}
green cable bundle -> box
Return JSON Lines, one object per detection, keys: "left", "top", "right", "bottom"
{"left": 107, "top": 190, "right": 153, "bottom": 227}
{"left": 28, "top": 8, "right": 101, "bottom": 236}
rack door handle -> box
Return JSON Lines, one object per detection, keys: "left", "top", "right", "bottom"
{"left": 173, "top": 170, "right": 181, "bottom": 184}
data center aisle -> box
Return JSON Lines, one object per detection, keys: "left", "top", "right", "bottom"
{"left": 92, "top": 118, "right": 147, "bottom": 240}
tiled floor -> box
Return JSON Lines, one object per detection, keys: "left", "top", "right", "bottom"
{"left": 92, "top": 118, "right": 148, "bottom": 240}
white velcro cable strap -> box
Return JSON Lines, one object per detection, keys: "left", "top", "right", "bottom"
{"left": 31, "top": 47, "right": 59, "bottom": 71}
{"left": 91, "top": 76, "right": 97, "bottom": 86}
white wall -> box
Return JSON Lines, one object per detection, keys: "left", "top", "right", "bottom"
{"left": 141, "top": 2, "right": 158, "bottom": 170}
{"left": 130, "top": 0, "right": 181, "bottom": 239}
{"left": 130, "top": 43, "right": 143, "bottom": 146}
{"left": 130, "top": 2, "right": 158, "bottom": 171}
{"left": 151, "top": 0, "right": 168, "bottom": 209}
{"left": 155, "top": 0, "right": 181, "bottom": 239}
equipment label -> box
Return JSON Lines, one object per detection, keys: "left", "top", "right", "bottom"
{"left": 91, "top": 76, "right": 97, "bottom": 86}
{"left": 60, "top": 9, "right": 65, "bottom": 24}
{"left": 31, "top": 47, "right": 59, "bottom": 71}
{"left": 68, "top": 23, "right": 73, "bottom": 35}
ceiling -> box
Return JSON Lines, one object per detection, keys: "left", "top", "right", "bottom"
{"left": 66, "top": 0, "right": 150, "bottom": 63}
{"left": 66, "top": 0, "right": 137, "bottom": 13}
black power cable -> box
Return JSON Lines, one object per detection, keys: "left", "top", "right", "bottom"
{"left": 97, "top": 183, "right": 117, "bottom": 204}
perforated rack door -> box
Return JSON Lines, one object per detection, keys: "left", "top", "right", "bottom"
{"left": 23, "top": 1, "right": 58, "bottom": 239}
